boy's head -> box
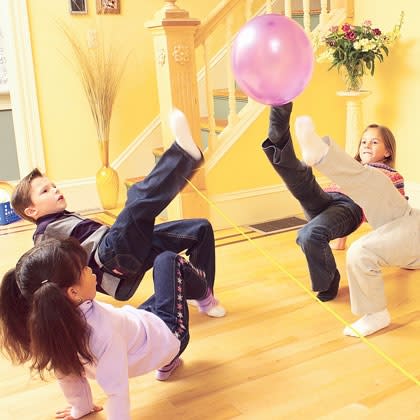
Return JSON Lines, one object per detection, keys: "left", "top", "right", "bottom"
{"left": 11, "top": 168, "right": 67, "bottom": 223}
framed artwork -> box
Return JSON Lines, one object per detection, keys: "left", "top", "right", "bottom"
{"left": 96, "top": 0, "right": 120, "bottom": 14}
{"left": 69, "top": 0, "right": 88, "bottom": 14}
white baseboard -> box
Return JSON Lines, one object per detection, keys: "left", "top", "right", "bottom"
{"left": 58, "top": 171, "right": 420, "bottom": 229}
{"left": 209, "top": 183, "right": 306, "bottom": 230}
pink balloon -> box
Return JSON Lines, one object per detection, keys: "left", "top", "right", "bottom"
{"left": 231, "top": 14, "right": 314, "bottom": 105}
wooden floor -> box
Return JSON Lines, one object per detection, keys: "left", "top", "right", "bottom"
{"left": 0, "top": 216, "right": 420, "bottom": 419}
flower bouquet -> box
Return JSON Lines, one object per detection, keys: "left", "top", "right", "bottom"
{"left": 316, "top": 12, "right": 404, "bottom": 91}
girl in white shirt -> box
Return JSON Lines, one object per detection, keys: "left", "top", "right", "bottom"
{"left": 0, "top": 237, "right": 208, "bottom": 419}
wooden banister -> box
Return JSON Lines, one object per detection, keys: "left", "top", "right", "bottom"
{"left": 194, "top": 0, "right": 243, "bottom": 46}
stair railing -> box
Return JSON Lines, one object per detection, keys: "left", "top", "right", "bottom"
{"left": 148, "top": 0, "right": 352, "bottom": 164}
{"left": 193, "top": 0, "right": 346, "bottom": 162}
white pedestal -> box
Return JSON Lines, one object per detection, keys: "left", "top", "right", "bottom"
{"left": 336, "top": 90, "right": 372, "bottom": 156}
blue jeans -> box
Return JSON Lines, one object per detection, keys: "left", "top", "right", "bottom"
{"left": 98, "top": 142, "right": 216, "bottom": 300}
{"left": 139, "top": 251, "right": 205, "bottom": 356}
{"left": 262, "top": 136, "right": 363, "bottom": 291}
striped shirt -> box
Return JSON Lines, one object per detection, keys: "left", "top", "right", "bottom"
{"left": 323, "top": 162, "right": 405, "bottom": 223}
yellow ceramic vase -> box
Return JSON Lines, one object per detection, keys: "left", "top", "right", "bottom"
{"left": 96, "top": 140, "right": 119, "bottom": 210}
{"left": 96, "top": 166, "right": 119, "bottom": 209}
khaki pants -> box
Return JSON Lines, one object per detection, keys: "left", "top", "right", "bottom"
{"left": 316, "top": 140, "right": 420, "bottom": 314}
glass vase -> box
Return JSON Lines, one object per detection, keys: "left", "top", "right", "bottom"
{"left": 342, "top": 63, "right": 364, "bottom": 91}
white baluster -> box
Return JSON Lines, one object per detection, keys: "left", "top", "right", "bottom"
{"left": 202, "top": 41, "right": 217, "bottom": 151}
{"left": 266, "top": 0, "right": 272, "bottom": 14}
{"left": 226, "top": 14, "right": 239, "bottom": 126}
{"left": 244, "top": 1, "right": 255, "bottom": 107}
{"left": 319, "top": 0, "right": 328, "bottom": 26}
{"left": 302, "top": 0, "right": 311, "bottom": 32}
{"left": 284, "top": 0, "right": 292, "bottom": 18}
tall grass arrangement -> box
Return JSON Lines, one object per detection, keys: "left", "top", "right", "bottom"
{"left": 62, "top": 26, "right": 128, "bottom": 166}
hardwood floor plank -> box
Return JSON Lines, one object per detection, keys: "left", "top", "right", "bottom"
{"left": 0, "top": 216, "right": 419, "bottom": 418}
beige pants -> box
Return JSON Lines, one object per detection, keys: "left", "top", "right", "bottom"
{"left": 316, "top": 140, "right": 420, "bottom": 315}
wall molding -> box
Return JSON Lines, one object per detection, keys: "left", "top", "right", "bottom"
{"left": 55, "top": 176, "right": 420, "bottom": 230}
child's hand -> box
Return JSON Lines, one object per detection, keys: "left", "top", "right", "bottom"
{"left": 55, "top": 405, "right": 103, "bottom": 419}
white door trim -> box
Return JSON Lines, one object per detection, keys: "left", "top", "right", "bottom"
{"left": 0, "top": 0, "right": 45, "bottom": 177}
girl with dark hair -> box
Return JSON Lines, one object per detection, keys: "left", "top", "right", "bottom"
{"left": 0, "top": 237, "right": 207, "bottom": 419}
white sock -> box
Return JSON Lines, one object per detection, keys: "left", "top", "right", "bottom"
{"left": 294, "top": 116, "right": 328, "bottom": 166}
{"left": 169, "top": 108, "right": 201, "bottom": 160}
{"left": 343, "top": 309, "right": 391, "bottom": 337}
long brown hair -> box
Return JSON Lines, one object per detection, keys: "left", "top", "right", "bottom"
{"left": 0, "top": 238, "right": 94, "bottom": 378}
{"left": 354, "top": 124, "right": 397, "bottom": 168}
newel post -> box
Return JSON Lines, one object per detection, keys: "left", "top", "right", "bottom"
{"left": 145, "top": 2, "right": 207, "bottom": 219}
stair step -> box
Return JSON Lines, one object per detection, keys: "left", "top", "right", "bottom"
{"left": 200, "top": 117, "right": 227, "bottom": 132}
{"left": 125, "top": 176, "right": 146, "bottom": 190}
{"left": 213, "top": 89, "right": 248, "bottom": 120}
{"left": 213, "top": 88, "right": 248, "bottom": 101}
{"left": 153, "top": 147, "right": 164, "bottom": 159}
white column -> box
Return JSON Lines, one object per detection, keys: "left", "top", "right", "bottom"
{"left": 336, "top": 90, "right": 371, "bottom": 156}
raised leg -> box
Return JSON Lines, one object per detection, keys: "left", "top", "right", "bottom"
{"left": 294, "top": 116, "right": 410, "bottom": 229}
{"left": 262, "top": 104, "right": 333, "bottom": 218}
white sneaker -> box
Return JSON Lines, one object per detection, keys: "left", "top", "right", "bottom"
{"left": 187, "top": 298, "right": 226, "bottom": 318}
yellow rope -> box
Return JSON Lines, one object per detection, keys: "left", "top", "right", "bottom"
{"left": 186, "top": 178, "right": 420, "bottom": 387}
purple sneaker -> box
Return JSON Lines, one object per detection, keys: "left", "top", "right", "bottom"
{"left": 156, "top": 357, "right": 182, "bottom": 381}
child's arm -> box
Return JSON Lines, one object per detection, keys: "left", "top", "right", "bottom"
{"left": 94, "top": 334, "right": 131, "bottom": 420}
{"left": 56, "top": 372, "right": 100, "bottom": 419}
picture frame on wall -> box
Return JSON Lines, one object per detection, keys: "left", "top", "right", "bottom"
{"left": 96, "top": 0, "right": 120, "bottom": 15}
{"left": 69, "top": 0, "right": 88, "bottom": 14}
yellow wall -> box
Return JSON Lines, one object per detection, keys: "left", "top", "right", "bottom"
{"left": 26, "top": 0, "right": 220, "bottom": 181}
{"left": 27, "top": 0, "right": 420, "bottom": 194}
{"left": 207, "top": 58, "right": 347, "bottom": 194}
{"left": 354, "top": 0, "right": 420, "bottom": 182}
{"left": 208, "top": 0, "right": 420, "bottom": 194}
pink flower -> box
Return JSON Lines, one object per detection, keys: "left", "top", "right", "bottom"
{"left": 363, "top": 20, "right": 372, "bottom": 27}
{"left": 372, "top": 28, "right": 382, "bottom": 36}
{"left": 329, "top": 25, "right": 339, "bottom": 33}
{"left": 345, "top": 31, "right": 356, "bottom": 41}
{"left": 342, "top": 23, "right": 352, "bottom": 32}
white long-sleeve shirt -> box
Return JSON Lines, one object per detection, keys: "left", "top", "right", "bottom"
{"left": 57, "top": 300, "right": 180, "bottom": 420}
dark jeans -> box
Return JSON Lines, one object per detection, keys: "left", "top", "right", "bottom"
{"left": 262, "top": 135, "right": 363, "bottom": 291}
{"left": 139, "top": 252, "right": 205, "bottom": 356}
{"left": 98, "top": 142, "right": 216, "bottom": 300}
